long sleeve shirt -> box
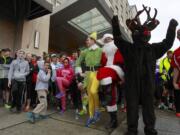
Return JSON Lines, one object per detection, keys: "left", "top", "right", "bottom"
{"left": 35, "top": 70, "right": 51, "bottom": 91}
{"left": 8, "top": 58, "right": 29, "bottom": 82}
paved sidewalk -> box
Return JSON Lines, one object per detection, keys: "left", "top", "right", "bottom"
{"left": 0, "top": 107, "right": 125, "bottom": 135}
{"left": 0, "top": 107, "right": 179, "bottom": 135}
{"left": 111, "top": 110, "right": 180, "bottom": 135}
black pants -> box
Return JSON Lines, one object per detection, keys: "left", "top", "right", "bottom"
{"left": 26, "top": 80, "right": 32, "bottom": 99}
{"left": 69, "top": 80, "right": 82, "bottom": 109}
{"left": 126, "top": 80, "right": 156, "bottom": 134}
{"left": 154, "top": 83, "right": 163, "bottom": 101}
{"left": 174, "top": 90, "right": 180, "bottom": 113}
{"left": 0, "top": 78, "right": 8, "bottom": 91}
{"left": 30, "top": 83, "right": 37, "bottom": 107}
{"left": 117, "top": 84, "right": 125, "bottom": 105}
{"left": 101, "top": 84, "right": 114, "bottom": 106}
{"left": 11, "top": 80, "right": 26, "bottom": 111}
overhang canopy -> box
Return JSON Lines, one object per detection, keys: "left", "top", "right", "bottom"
{"left": 27, "top": 0, "right": 53, "bottom": 20}
{"left": 49, "top": 0, "right": 131, "bottom": 53}
{"left": 0, "top": 0, "right": 52, "bottom": 21}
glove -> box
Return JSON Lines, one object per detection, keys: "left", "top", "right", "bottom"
{"left": 170, "top": 19, "right": 178, "bottom": 27}
{"left": 112, "top": 15, "right": 119, "bottom": 26}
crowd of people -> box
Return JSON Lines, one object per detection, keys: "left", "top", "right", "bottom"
{"left": 0, "top": 5, "right": 179, "bottom": 135}
{"left": 0, "top": 49, "right": 81, "bottom": 115}
{"left": 0, "top": 33, "right": 126, "bottom": 128}
{"left": 155, "top": 29, "right": 180, "bottom": 115}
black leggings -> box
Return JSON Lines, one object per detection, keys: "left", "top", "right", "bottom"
{"left": 174, "top": 90, "right": 180, "bottom": 113}
{"left": 30, "top": 83, "right": 37, "bottom": 106}
{"left": 69, "top": 80, "right": 82, "bottom": 110}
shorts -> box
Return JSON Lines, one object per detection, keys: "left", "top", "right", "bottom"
{"left": 0, "top": 78, "right": 9, "bottom": 91}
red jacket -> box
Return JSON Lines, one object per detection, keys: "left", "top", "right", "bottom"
{"left": 31, "top": 60, "right": 39, "bottom": 83}
{"left": 97, "top": 48, "right": 124, "bottom": 83}
{"left": 101, "top": 49, "right": 124, "bottom": 67}
{"left": 171, "top": 47, "right": 180, "bottom": 87}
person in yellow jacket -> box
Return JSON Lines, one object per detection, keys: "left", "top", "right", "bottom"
{"left": 75, "top": 32, "right": 102, "bottom": 127}
{"left": 159, "top": 50, "right": 173, "bottom": 110}
{"left": 159, "top": 51, "right": 173, "bottom": 81}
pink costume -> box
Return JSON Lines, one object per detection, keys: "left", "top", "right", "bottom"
{"left": 56, "top": 65, "right": 74, "bottom": 111}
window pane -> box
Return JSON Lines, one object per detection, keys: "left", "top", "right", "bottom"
{"left": 68, "top": 8, "right": 111, "bottom": 34}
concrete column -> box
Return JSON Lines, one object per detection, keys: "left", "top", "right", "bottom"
{"left": 21, "top": 15, "right": 50, "bottom": 56}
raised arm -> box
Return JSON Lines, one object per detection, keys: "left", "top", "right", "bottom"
{"left": 38, "top": 71, "right": 51, "bottom": 82}
{"left": 152, "top": 19, "right": 178, "bottom": 59}
{"left": 112, "top": 16, "right": 131, "bottom": 53}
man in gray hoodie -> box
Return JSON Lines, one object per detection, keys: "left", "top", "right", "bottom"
{"left": 8, "top": 50, "right": 29, "bottom": 113}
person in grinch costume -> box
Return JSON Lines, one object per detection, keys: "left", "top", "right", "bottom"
{"left": 75, "top": 32, "right": 102, "bottom": 127}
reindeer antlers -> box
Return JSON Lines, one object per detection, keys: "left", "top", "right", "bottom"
{"left": 143, "top": 4, "right": 158, "bottom": 25}
{"left": 131, "top": 7, "right": 146, "bottom": 26}
{"left": 153, "top": 8, "right": 158, "bottom": 20}
{"left": 126, "top": 5, "right": 159, "bottom": 32}
{"left": 135, "top": 8, "right": 145, "bottom": 20}
{"left": 142, "top": 5, "right": 159, "bottom": 31}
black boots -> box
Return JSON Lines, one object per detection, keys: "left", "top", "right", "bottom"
{"left": 124, "top": 131, "right": 137, "bottom": 135}
{"left": 144, "top": 128, "right": 158, "bottom": 135}
{"left": 105, "top": 111, "right": 118, "bottom": 129}
{"left": 124, "top": 128, "right": 157, "bottom": 135}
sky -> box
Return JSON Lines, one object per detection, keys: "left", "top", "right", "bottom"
{"left": 128, "top": 0, "right": 180, "bottom": 52}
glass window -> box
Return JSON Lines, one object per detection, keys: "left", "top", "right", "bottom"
{"left": 68, "top": 8, "right": 111, "bottom": 34}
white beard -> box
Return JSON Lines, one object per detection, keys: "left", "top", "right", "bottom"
{"left": 103, "top": 41, "right": 118, "bottom": 66}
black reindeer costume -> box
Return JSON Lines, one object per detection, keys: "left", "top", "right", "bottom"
{"left": 112, "top": 5, "right": 178, "bottom": 135}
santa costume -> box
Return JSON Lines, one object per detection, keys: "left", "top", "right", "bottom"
{"left": 97, "top": 34, "right": 124, "bottom": 129}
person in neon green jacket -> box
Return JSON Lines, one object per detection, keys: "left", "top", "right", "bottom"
{"left": 159, "top": 50, "right": 173, "bottom": 110}
{"left": 159, "top": 51, "right": 173, "bottom": 82}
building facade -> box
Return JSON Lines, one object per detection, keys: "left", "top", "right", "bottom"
{"left": 48, "top": 0, "right": 137, "bottom": 54}
{"left": 0, "top": 0, "right": 52, "bottom": 55}
{"left": 107, "top": 0, "right": 137, "bottom": 40}
{"left": 0, "top": 0, "right": 137, "bottom": 56}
